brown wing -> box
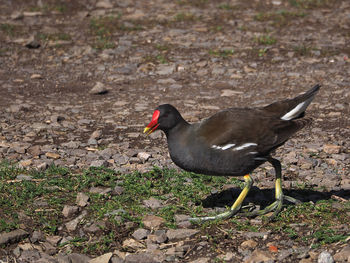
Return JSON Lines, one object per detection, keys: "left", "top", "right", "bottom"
{"left": 196, "top": 108, "right": 306, "bottom": 155}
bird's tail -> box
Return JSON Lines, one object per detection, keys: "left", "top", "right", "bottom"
{"left": 264, "top": 84, "right": 320, "bottom": 120}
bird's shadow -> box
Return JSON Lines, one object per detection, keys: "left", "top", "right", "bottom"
{"left": 200, "top": 186, "right": 350, "bottom": 209}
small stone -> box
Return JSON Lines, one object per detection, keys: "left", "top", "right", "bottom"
{"left": 36, "top": 162, "right": 48, "bottom": 171}
{"left": 124, "top": 252, "right": 163, "bottom": 263}
{"left": 84, "top": 221, "right": 106, "bottom": 234}
{"left": 323, "top": 144, "right": 341, "bottom": 154}
{"left": 90, "top": 160, "right": 108, "bottom": 167}
{"left": 28, "top": 145, "right": 41, "bottom": 156}
{"left": 89, "top": 82, "right": 108, "bottom": 95}
{"left": 284, "top": 151, "right": 298, "bottom": 164}
{"left": 189, "top": 258, "right": 210, "bottom": 263}
{"left": 30, "top": 74, "right": 42, "bottom": 79}
{"left": 89, "top": 252, "right": 113, "bottom": 263}
{"left": 318, "top": 251, "right": 334, "bottom": 263}
{"left": 112, "top": 186, "right": 124, "bottom": 195}
{"left": 137, "top": 152, "right": 151, "bottom": 163}
{"left": 96, "top": 0, "right": 113, "bottom": 8}
{"left": 19, "top": 159, "right": 32, "bottom": 168}
{"left": 157, "top": 64, "right": 175, "bottom": 75}
{"left": 142, "top": 197, "right": 163, "bottom": 209}
{"left": 122, "top": 238, "right": 145, "bottom": 250}
{"left": 245, "top": 249, "right": 275, "bottom": 263}
{"left": 62, "top": 205, "right": 79, "bottom": 218}
{"left": 67, "top": 253, "right": 91, "bottom": 263}
{"left": 166, "top": 229, "right": 199, "bottom": 241}
{"left": 65, "top": 211, "right": 87, "bottom": 232}
{"left": 154, "top": 230, "right": 168, "bottom": 244}
{"left": 113, "top": 154, "right": 129, "bottom": 165}
{"left": 132, "top": 228, "right": 150, "bottom": 240}
{"left": 90, "top": 130, "right": 102, "bottom": 140}
{"left": 0, "top": 229, "right": 29, "bottom": 245}
{"left": 174, "top": 214, "right": 190, "bottom": 223}
{"left": 45, "top": 152, "right": 60, "bottom": 159}
{"left": 46, "top": 236, "right": 62, "bottom": 246}
{"left": 16, "top": 174, "right": 33, "bottom": 181}
{"left": 241, "top": 239, "right": 258, "bottom": 249}
{"left": 88, "top": 138, "right": 98, "bottom": 145}
{"left": 221, "top": 89, "right": 244, "bottom": 97}
{"left": 30, "top": 231, "right": 44, "bottom": 243}
{"left": 142, "top": 215, "right": 165, "bottom": 230}
{"left": 11, "top": 11, "right": 23, "bottom": 20}
{"left": 76, "top": 192, "right": 90, "bottom": 207}
{"left": 333, "top": 245, "right": 350, "bottom": 262}
{"left": 89, "top": 186, "right": 112, "bottom": 195}
{"left": 42, "top": 241, "right": 57, "bottom": 255}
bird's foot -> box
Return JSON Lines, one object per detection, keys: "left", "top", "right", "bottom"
{"left": 189, "top": 206, "right": 241, "bottom": 223}
{"left": 245, "top": 194, "right": 301, "bottom": 221}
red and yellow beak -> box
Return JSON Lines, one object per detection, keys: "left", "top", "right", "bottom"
{"left": 144, "top": 110, "right": 160, "bottom": 135}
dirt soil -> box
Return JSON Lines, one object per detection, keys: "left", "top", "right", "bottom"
{"left": 0, "top": 0, "right": 349, "bottom": 262}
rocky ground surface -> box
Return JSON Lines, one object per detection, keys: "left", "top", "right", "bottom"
{"left": 0, "top": 0, "right": 350, "bottom": 262}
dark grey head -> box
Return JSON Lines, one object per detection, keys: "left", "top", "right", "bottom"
{"left": 144, "top": 104, "right": 185, "bottom": 135}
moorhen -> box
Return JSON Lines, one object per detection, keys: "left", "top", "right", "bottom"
{"left": 144, "top": 84, "right": 320, "bottom": 222}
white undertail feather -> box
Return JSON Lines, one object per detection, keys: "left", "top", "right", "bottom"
{"left": 281, "top": 95, "right": 315, "bottom": 121}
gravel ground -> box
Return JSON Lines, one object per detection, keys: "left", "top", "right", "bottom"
{"left": 0, "top": 0, "right": 349, "bottom": 262}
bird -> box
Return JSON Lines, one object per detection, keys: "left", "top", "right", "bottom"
{"left": 144, "top": 84, "right": 320, "bottom": 222}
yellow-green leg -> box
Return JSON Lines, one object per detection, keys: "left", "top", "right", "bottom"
{"left": 247, "top": 157, "right": 301, "bottom": 220}
{"left": 190, "top": 174, "right": 253, "bottom": 222}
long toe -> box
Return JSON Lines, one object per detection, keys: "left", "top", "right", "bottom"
{"left": 189, "top": 209, "right": 238, "bottom": 223}
{"left": 244, "top": 195, "right": 301, "bottom": 220}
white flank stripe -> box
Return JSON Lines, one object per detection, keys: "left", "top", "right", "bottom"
{"left": 211, "top": 144, "right": 236, "bottom": 150}
{"left": 221, "top": 143, "right": 236, "bottom": 150}
{"left": 249, "top": 151, "right": 258, "bottom": 154}
{"left": 233, "top": 143, "right": 257, "bottom": 151}
{"left": 281, "top": 101, "right": 307, "bottom": 120}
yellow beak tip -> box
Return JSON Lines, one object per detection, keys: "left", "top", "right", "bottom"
{"left": 143, "top": 127, "right": 150, "bottom": 134}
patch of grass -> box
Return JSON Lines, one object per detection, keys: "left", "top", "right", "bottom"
{"left": 293, "top": 44, "right": 316, "bottom": 56}
{"left": 255, "top": 10, "right": 306, "bottom": 27}
{"left": 0, "top": 23, "right": 16, "bottom": 36}
{"left": 254, "top": 35, "right": 277, "bottom": 45}
{"left": 177, "top": 0, "right": 208, "bottom": 8}
{"left": 174, "top": 12, "right": 197, "bottom": 22}
{"left": 209, "top": 49, "right": 234, "bottom": 57}
{"left": 218, "top": 3, "right": 234, "bottom": 10}
{"left": 289, "top": 0, "right": 335, "bottom": 9}
{"left": 1, "top": 160, "right": 349, "bottom": 254}
{"left": 211, "top": 25, "right": 223, "bottom": 32}
{"left": 258, "top": 47, "right": 268, "bottom": 57}
{"left": 272, "top": 200, "right": 350, "bottom": 247}
{"left": 39, "top": 32, "right": 71, "bottom": 42}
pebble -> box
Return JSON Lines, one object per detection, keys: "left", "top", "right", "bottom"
{"left": 89, "top": 82, "right": 108, "bottom": 95}
{"left": 137, "top": 152, "right": 151, "bottom": 163}
{"left": 333, "top": 245, "right": 350, "bottom": 262}
{"left": 122, "top": 238, "right": 145, "bottom": 250}
{"left": 241, "top": 239, "right": 258, "bottom": 249}
{"left": 323, "top": 144, "right": 341, "bottom": 154}
{"left": 76, "top": 192, "right": 90, "bottom": 207}
{"left": 132, "top": 228, "right": 150, "bottom": 240}
{"left": 142, "top": 197, "right": 163, "bottom": 209}
{"left": 89, "top": 252, "right": 113, "bottom": 263}
{"left": 0, "top": 229, "right": 29, "bottom": 245}
{"left": 142, "top": 215, "right": 165, "bottom": 230}
{"left": 318, "top": 251, "right": 334, "bottom": 263}
{"left": 16, "top": 174, "right": 33, "bottom": 181}
{"left": 62, "top": 205, "right": 79, "bottom": 218}
{"left": 166, "top": 229, "right": 199, "bottom": 241}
